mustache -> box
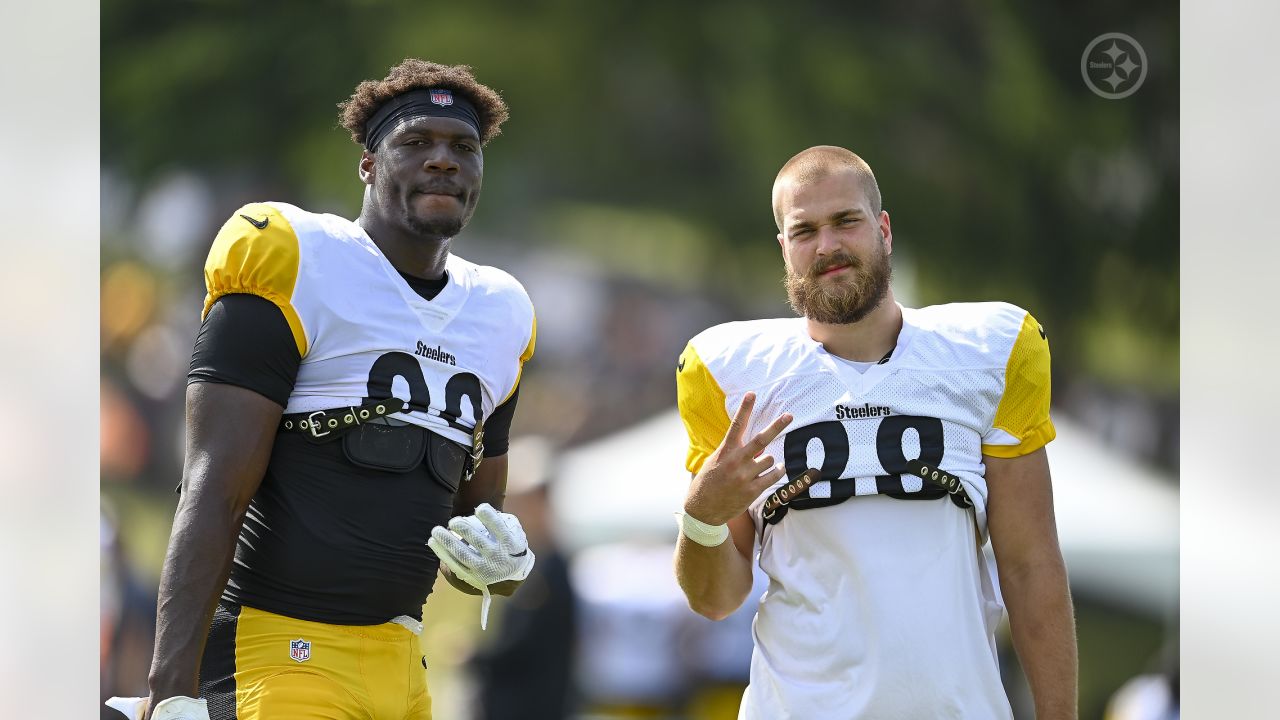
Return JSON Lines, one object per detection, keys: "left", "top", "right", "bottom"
{"left": 412, "top": 180, "right": 464, "bottom": 197}
{"left": 807, "top": 251, "right": 861, "bottom": 278}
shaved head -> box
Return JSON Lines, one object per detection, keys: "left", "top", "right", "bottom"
{"left": 772, "top": 146, "right": 882, "bottom": 230}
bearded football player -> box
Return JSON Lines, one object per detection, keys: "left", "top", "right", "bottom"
{"left": 674, "top": 146, "right": 1079, "bottom": 719}
{"left": 108, "top": 60, "right": 538, "bottom": 720}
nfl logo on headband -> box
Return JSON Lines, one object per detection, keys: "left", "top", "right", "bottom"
{"left": 429, "top": 89, "right": 454, "bottom": 107}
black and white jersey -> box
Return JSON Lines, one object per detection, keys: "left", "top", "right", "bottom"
{"left": 198, "top": 202, "right": 535, "bottom": 624}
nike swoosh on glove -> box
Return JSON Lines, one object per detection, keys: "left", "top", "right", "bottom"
{"left": 427, "top": 503, "right": 536, "bottom": 629}
{"left": 106, "top": 695, "right": 210, "bottom": 720}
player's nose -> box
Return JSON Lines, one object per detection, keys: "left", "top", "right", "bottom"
{"left": 423, "top": 146, "right": 459, "bottom": 174}
{"left": 814, "top": 226, "right": 843, "bottom": 256}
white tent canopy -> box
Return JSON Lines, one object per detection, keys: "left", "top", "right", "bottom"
{"left": 550, "top": 410, "right": 1178, "bottom": 616}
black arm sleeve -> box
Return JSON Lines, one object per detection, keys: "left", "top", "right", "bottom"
{"left": 187, "top": 293, "right": 302, "bottom": 408}
{"left": 482, "top": 385, "right": 519, "bottom": 457}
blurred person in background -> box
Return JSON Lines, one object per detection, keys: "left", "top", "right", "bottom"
{"left": 108, "top": 59, "right": 539, "bottom": 720}
{"left": 468, "top": 436, "right": 577, "bottom": 720}
{"left": 100, "top": 508, "right": 157, "bottom": 718}
{"left": 673, "top": 146, "right": 1077, "bottom": 719}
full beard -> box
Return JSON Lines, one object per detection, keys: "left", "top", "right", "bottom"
{"left": 784, "top": 238, "right": 892, "bottom": 325}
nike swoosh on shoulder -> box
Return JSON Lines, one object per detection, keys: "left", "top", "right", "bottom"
{"left": 240, "top": 213, "right": 269, "bottom": 230}
{"left": 509, "top": 549, "right": 528, "bottom": 558}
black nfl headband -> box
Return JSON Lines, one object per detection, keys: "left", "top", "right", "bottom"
{"left": 363, "top": 88, "right": 481, "bottom": 151}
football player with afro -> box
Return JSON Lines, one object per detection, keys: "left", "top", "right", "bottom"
{"left": 109, "top": 59, "right": 537, "bottom": 720}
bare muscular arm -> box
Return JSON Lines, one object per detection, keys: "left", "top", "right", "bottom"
{"left": 145, "top": 382, "right": 282, "bottom": 716}
{"left": 986, "top": 448, "right": 1078, "bottom": 719}
{"left": 674, "top": 512, "right": 757, "bottom": 620}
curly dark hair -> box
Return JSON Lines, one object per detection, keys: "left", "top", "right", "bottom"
{"left": 338, "top": 59, "right": 510, "bottom": 147}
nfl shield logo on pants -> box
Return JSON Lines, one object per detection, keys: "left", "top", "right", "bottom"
{"left": 289, "top": 638, "right": 311, "bottom": 663}
{"left": 429, "top": 89, "right": 453, "bottom": 107}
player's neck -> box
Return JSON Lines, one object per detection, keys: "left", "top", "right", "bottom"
{"left": 358, "top": 212, "right": 452, "bottom": 280}
{"left": 806, "top": 291, "right": 902, "bottom": 362}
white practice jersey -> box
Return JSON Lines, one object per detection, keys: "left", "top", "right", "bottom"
{"left": 676, "top": 303, "right": 1054, "bottom": 720}
{"left": 203, "top": 201, "right": 536, "bottom": 449}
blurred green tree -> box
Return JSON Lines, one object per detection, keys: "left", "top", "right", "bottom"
{"left": 103, "top": 0, "right": 1177, "bottom": 391}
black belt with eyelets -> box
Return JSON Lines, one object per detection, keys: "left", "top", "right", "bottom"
{"left": 465, "top": 421, "right": 485, "bottom": 483}
{"left": 280, "top": 398, "right": 408, "bottom": 442}
{"left": 905, "top": 459, "right": 974, "bottom": 507}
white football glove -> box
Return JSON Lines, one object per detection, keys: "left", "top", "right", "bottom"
{"left": 105, "top": 695, "right": 209, "bottom": 720}
{"left": 427, "top": 503, "right": 535, "bottom": 629}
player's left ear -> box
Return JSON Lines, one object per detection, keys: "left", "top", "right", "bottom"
{"left": 358, "top": 151, "right": 376, "bottom": 185}
{"left": 879, "top": 210, "right": 893, "bottom": 254}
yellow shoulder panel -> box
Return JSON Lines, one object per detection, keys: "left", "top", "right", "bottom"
{"left": 983, "top": 311, "right": 1055, "bottom": 458}
{"left": 202, "top": 203, "right": 307, "bottom": 356}
{"left": 677, "top": 342, "right": 731, "bottom": 475}
{"left": 520, "top": 312, "right": 537, "bottom": 363}
{"left": 501, "top": 311, "right": 537, "bottom": 404}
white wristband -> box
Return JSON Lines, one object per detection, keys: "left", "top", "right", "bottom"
{"left": 676, "top": 511, "right": 730, "bottom": 547}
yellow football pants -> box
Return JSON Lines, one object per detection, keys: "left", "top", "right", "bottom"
{"left": 197, "top": 602, "right": 432, "bottom": 719}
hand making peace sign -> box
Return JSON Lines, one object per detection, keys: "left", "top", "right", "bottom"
{"left": 683, "top": 392, "right": 796, "bottom": 526}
